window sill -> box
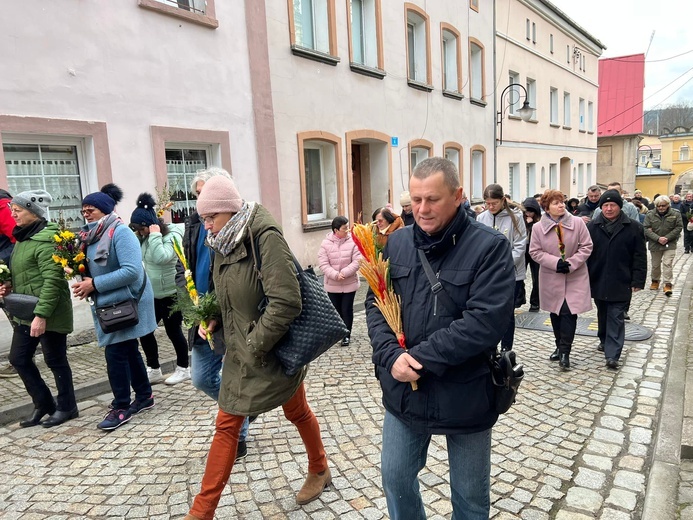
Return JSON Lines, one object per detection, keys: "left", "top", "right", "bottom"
{"left": 579, "top": 129, "right": 587, "bottom": 133}
{"left": 350, "top": 62, "right": 386, "bottom": 79}
{"left": 550, "top": 123, "right": 561, "bottom": 128}
{"left": 507, "top": 114, "right": 521, "bottom": 121}
{"left": 442, "top": 90, "right": 464, "bottom": 101}
{"left": 588, "top": 130, "right": 594, "bottom": 135}
{"left": 407, "top": 80, "right": 434, "bottom": 92}
{"left": 302, "top": 220, "right": 333, "bottom": 232}
{"left": 563, "top": 125, "right": 572, "bottom": 130}
{"left": 291, "top": 45, "right": 340, "bottom": 66}
{"left": 138, "top": 0, "right": 218, "bottom": 28}
{"left": 470, "top": 98, "right": 487, "bottom": 108}
{"left": 527, "top": 118, "right": 539, "bottom": 124}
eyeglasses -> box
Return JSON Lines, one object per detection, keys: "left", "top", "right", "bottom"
{"left": 656, "top": 204, "right": 668, "bottom": 208}
{"left": 202, "top": 214, "right": 218, "bottom": 224}
{"left": 81, "top": 207, "right": 97, "bottom": 216}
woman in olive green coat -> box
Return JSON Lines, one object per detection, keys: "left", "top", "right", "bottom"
{"left": 184, "top": 176, "right": 330, "bottom": 520}
{"left": 0, "top": 190, "right": 76, "bottom": 428}
{"left": 643, "top": 195, "right": 683, "bottom": 296}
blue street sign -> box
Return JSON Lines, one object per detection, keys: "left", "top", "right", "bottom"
{"left": 391, "top": 137, "right": 399, "bottom": 147}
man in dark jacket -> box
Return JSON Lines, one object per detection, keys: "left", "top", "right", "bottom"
{"left": 577, "top": 185, "right": 601, "bottom": 222}
{"left": 587, "top": 190, "right": 647, "bottom": 370}
{"left": 366, "top": 157, "right": 514, "bottom": 520}
{"left": 184, "top": 167, "right": 251, "bottom": 460}
{"left": 399, "top": 191, "right": 414, "bottom": 226}
{"left": 681, "top": 191, "right": 693, "bottom": 254}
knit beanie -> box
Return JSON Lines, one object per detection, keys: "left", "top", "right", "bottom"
{"left": 82, "top": 183, "right": 123, "bottom": 215}
{"left": 599, "top": 189, "right": 623, "bottom": 209}
{"left": 400, "top": 191, "right": 411, "bottom": 206}
{"left": 130, "top": 193, "right": 159, "bottom": 227}
{"left": 11, "top": 189, "right": 52, "bottom": 219}
{"left": 196, "top": 176, "right": 243, "bottom": 215}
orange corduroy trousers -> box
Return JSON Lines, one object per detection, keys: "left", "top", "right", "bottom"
{"left": 188, "top": 382, "right": 327, "bottom": 519}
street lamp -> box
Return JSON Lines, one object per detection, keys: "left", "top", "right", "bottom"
{"left": 497, "top": 83, "right": 534, "bottom": 145}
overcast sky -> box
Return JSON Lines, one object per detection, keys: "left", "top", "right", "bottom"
{"left": 549, "top": 0, "right": 693, "bottom": 110}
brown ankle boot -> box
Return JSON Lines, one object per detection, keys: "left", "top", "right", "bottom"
{"left": 296, "top": 468, "right": 332, "bottom": 505}
{"left": 650, "top": 280, "right": 659, "bottom": 290}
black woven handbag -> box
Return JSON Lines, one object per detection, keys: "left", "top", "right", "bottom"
{"left": 249, "top": 228, "right": 349, "bottom": 376}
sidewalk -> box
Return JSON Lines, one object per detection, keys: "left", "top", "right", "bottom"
{"left": 0, "top": 246, "right": 692, "bottom": 519}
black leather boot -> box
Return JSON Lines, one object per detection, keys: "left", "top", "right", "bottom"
{"left": 41, "top": 407, "right": 79, "bottom": 428}
{"left": 549, "top": 349, "right": 559, "bottom": 361}
{"left": 19, "top": 405, "right": 56, "bottom": 428}
{"left": 559, "top": 353, "right": 570, "bottom": 369}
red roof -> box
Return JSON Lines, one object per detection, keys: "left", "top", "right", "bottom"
{"left": 598, "top": 54, "right": 645, "bottom": 136}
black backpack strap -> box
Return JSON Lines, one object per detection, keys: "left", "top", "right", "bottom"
{"left": 417, "top": 249, "right": 463, "bottom": 319}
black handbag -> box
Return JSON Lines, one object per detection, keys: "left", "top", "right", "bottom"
{"left": 95, "top": 275, "right": 148, "bottom": 334}
{"left": 1, "top": 293, "right": 40, "bottom": 321}
{"left": 249, "top": 227, "right": 349, "bottom": 376}
{"left": 417, "top": 250, "right": 524, "bottom": 414}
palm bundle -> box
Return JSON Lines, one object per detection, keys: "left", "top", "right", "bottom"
{"left": 352, "top": 223, "right": 417, "bottom": 390}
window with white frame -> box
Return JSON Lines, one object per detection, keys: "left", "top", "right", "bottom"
{"left": 410, "top": 146, "right": 430, "bottom": 170}
{"left": 350, "top": 0, "right": 378, "bottom": 68}
{"left": 532, "top": 22, "right": 536, "bottom": 44}
{"left": 577, "top": 163, "right": 584, "bottom": 194}
{"left": 153, "top": 0, "right": 206, "bottom": 14}
{"left": 508, "top": 71, "right": 520, "bottom": 116}
{"left": 526, "top": 78, "right": 536, "bottom": 119}
{"left": 526, "top": 163, "right": 536, "bottom": 197}
{"left": 444, "top": 147, "right": 460, "bottom": 174}
{"left": 588, "top": 101, "right": 594, "bottom": 131}
{"left": 549, "top": 163, "right": 558, "bottom": 189}
{"left": 471, "top": 149, "right": 484, "bottom": 199}
{"left": 303, "top": 140, "right": 338, "bottom": 221}
{"left": 680, "top": 145, "right": 690, "bottom": 161}
{"left": 563, "top": 92, "right": 571, "bottom": 127}
{"left": 509, "top": 163, "right": 520, "bottom": 201}
{"left": 586, "top": 163, "right": 593, "bottom": 187}
{"left": 470, "top": 42, "right": 484, "bottom": 101}
{"left": 3, "top": 141, "right": 86, "bottom": 230}
{"left": 293, "top": 0, "right": 330, "bottom": 53}
{"left": 550, "top": 88, "right": 559, "bottom": 124}
{"left": 526, "top": 19, "right": 530, "bottom": 41}
{"left": 566, "top": 45, "right": 570, "bottom": 64}
{"left": 579, "top": 98, "right": 586, "bottom": 131}
{"left": 165, "top": 146, "right": 210, "bottom": 223}
{"left": 550, "top": 34, "right": 554, "bottom": 54}
{"left": 442, "top": 28, "right": 460, "bottom": 93}
{"left": 406, "top": 9, "right": 428, "bottom": 83}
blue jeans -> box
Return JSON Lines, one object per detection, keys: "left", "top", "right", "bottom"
{"left": 190, "top": 336, "right": 249, "bottom": 442}
{"left": 381, "top": 411, "right": 491, "bottom": 520}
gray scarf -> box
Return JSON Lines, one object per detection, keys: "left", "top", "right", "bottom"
{"left": 206, "top": 201, "right": 256, "bottom": 256}
{"left": 79, "top": 212, "right": 123, "bottom": 266}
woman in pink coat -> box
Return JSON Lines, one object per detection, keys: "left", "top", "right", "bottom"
{"left": 529, "top": 190, "right": 593, "bottom": 370}
{"left": 318, "top": 216, "right": 361, "bottom": 346}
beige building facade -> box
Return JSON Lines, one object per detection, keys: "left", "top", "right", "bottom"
{"left": 0, "top": 0, "right": 496, "bottom": 266}
{"left": 495, "top": 0, "right": 604, "bottom": 201}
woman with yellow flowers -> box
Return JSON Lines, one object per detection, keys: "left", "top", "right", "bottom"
{"left": 0, "top": 189, "right": 77, "bottom": 428}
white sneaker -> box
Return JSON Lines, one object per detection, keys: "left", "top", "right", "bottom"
{"left": 147, "top": 367, "right": 164, "bottom": 384}
{"left": 165, "top": 366, "right": 191, "bottom": 385}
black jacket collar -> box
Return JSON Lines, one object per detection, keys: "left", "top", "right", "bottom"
{"left": 413, "top": 206, "right": 469, "bottom": 258}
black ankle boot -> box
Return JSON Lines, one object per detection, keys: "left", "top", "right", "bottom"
{"left": 41, "top": 407, "right": 79, "bottom": 428}
{"left": 559, "top": 353, "right": 570, "bottom": 369}
{"left": 19, "top": 405, "right": 56, "bottom": 428}
{"left": 549, "top": 349, "right": 559, "bottom": 361}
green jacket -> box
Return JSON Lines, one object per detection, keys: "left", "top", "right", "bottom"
{"left": 643, "top": 208, "right": 683, "bottom": 251}
{"left": 214, "top": 204, "right": 304, "bottom": 415}
{"left": 141, "top": 226, "right": 183, "bottom": 299}
{"left": 10, "top": 221, "right": 73, "bottom": 333}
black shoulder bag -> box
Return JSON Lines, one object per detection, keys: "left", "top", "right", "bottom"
{"left": 249, "top": 227, "right": 349, "bottom": 376}
{"left": 95, "top": 275, "right": 148, "bottom": 334}
{"left": 416, "top": 249, "right": 524, "bottom": 414}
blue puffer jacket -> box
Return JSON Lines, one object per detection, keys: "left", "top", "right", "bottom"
{"left": 366, "top": 207, "right": 515, "bottom": 434}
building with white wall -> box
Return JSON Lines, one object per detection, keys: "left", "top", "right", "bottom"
{"left": 494, "top": 0, "right": 605, "bottom": 201}
{"left": 0, "top": 0, "right": 496, "bottom": 266}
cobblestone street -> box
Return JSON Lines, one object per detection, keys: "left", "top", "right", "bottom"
{"left": 0, "top": 249, "right": 691, "bottom": 519}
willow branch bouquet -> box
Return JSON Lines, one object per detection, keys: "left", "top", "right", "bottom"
{"left": 51, "top": 228, "right": 87, "bottom": 280}
{"left": 171, "top": 237, "right": 218, "bottom": 347}
{"left": 352, "top": 222, "right": 417, "bottom": 391}
{"left": 155, "top": 183, "right": 174, "bottom": 218}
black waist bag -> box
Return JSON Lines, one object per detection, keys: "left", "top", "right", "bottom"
{"left": 95, "top": 276, "right": 147, "bottom": 334}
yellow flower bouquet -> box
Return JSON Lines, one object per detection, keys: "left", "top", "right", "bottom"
{"left": 51, "top": 229, "right": 87, "bottom": 280}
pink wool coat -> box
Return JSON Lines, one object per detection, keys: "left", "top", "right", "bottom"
{"left": 529, "top": 212, "right": 593, "bottom": 315}
{"left": 318, "top": 232, "right": 361, "bottom": 293}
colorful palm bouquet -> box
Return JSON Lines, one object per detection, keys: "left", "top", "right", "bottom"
{"left": 171, "top": 237, "right": 219, "bottom": 347}
{"left": 51, "top": 229, "right": 86, "bottom": 280}
{"left": 352, "top": 222, "right": 417, "bottom": 391}
{"left": 0, "top": 260, "right": 10, "bottom": 285}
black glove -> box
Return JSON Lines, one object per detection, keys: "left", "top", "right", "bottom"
{"left": 556, "top": 259, "right": 571, "bottom": 273}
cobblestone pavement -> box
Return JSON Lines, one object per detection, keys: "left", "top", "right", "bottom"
{"left": 0, "top": 247, "right": 691, "bottom": 519}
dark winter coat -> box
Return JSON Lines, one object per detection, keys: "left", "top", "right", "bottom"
{"left": 643, "top": 207, "right": 683, "bottom": 251}
{"left": 366, "top": 207, "right": 514, "bottom": 435}
{"left": 587, "top": 212, "right": 647, "bottom": 302}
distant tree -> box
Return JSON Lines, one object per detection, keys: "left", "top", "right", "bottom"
{"left": 644, "top": 102, "right": 693, "bottom": 135}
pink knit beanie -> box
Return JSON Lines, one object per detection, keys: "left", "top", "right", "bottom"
{"left": 196, "top": 175, "right": 243, "bottom": 215}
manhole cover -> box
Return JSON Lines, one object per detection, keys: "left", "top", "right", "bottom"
{"left": 515, "top": 311, "right": 653, "bottom": 341}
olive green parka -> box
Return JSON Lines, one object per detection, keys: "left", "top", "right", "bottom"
{"left": 213, "top": 204, "right": 304, "bottom": 415}
{"left": 10, "top": 221, "right": 73, "bottom": 333}
{"left": 643, "top": 207, "right": 683, "bottom": 251}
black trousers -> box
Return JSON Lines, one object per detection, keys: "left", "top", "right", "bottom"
{"left": 525, "top": 253, "right": 540, "bottom": 308}
{"left": 328, "top": 291, "right": 356, "bottom": 334}
{"left": 140, "top": 296, "right": 189, "bottom": 369}
{"left": 549, "top": 300, "right": 577, "bottom": 355}
{"left": 105, "top": 338, "right": 152, "bottom": 409}
{"left": 9, "top": 325, "right": 76, "bottom": 412}
{"left": 595, "top": 299, "right": 628, "bottom": 361}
